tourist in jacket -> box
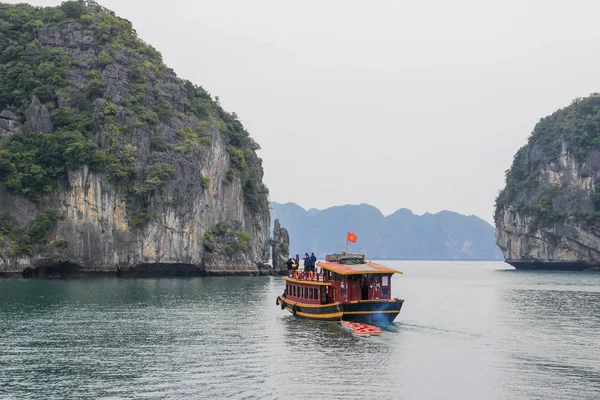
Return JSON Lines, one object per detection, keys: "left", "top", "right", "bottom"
{"left": 303, "top": 253, "right": 311, "bottom": 272}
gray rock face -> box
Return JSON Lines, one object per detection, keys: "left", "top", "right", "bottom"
{"left": 0, "top": 7, "right": 270, "bottom": 277}
{"left": 0, "top": 138, "right": 270, "bottom": 276}
{"left": 25, "top": 96, "right": 53, "bottom": 133}
{"left": 496, "top": 138, "right": 600, "bottom": 270}
{"left": 496, "top": 207, "right": 600, "bottom": 270}
{"left": 0, "top": 110, "right": 20, "bottom": 140}
{"left": 271, "top": 219, "right": 290, "bottom": 275}
{"left": 0, "top": 111, "right": 17, "bottom": 120}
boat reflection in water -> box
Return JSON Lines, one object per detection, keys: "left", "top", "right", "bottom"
{"left": 276, "top": 253, "right": 404, "bottom": 324}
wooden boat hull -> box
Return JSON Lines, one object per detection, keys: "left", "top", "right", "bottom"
{"left": 342, "top": 299, "right": 404, "bottom": 324}
{"left": 277, "top": 296, "right": 403, "bottom": 323}
{"left": 277, "top": 296, "right": 343, "bottom": 321}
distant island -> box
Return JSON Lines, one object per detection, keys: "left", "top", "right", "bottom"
{"left": 271, "top": 202, "right": 502, "bottom": 260}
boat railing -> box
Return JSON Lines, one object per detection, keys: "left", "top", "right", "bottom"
{"left": 287, "top": 270, "right": 326, "bottom": 282}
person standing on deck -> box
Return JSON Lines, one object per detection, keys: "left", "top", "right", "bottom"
{"left": 303, "top": 253, "right": 311, "bottom": 272}
{"left": 286, "top": 258, "right": 294, "bottom": 271}
{"left": 294, "top": 254, "right": 300, "bottom": 269}
{"left": 310, "top": 252, "right": 317, "bottom": 273}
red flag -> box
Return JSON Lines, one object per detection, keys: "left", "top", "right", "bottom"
{"left": 347, "top": 231, "right": 357, "bottom": 243}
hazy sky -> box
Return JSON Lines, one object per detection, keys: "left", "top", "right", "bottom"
{"left": 7, "top": 0, "right": 600, "bottom": 223}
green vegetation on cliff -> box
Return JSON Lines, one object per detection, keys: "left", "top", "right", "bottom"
{"left": 0, "top": 211, "right": 56, "bottom": 255}
{"left": 0, "top": 1, "right": 268, "bottom": 213}
{"left": 203, "top": 222, "right": 253, "bottom": 256}
{"left": 495, "top": 94, "right": 600, "bottom": 227}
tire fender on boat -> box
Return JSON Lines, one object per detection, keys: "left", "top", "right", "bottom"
{"left": 276, "top": 297, "right": 279, "bottom": 306}
{"left": 280, "top": 299, "right": 285, "bottom": 310}
{"left": 292, "top": 304, "right": 298, "bottom": 315}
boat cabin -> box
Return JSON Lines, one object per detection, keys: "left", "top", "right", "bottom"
{"left": 283, "top": 254, "right": 401, "bottom": 305}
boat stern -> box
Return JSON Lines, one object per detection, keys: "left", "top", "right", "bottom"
{"left": 341, "top": 298, "right": 404, "bottom": 324}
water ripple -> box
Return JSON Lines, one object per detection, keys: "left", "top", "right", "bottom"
{"left": 1, "top": 264, "right": 600, "bottom": 399}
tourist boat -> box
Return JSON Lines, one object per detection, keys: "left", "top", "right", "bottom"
{"left": 276, "top": 253, "right": 404, "bottom": 324}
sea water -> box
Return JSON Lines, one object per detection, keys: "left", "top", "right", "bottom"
{"left": 1, "top": 261, "right": 599, "bottom": 399}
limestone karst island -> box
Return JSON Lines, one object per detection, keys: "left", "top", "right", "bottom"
{"left": 495, "top": 94, "right": 600, "bottom": 270}
{"left": 1, "top": 0, "right": 600, "bottom": 278}
{"left": 0, "top": 1, "right": 279, "bottom": 277}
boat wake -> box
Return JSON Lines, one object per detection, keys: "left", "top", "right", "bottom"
{"left": 383, "top": 321, "right": 486, "bottom": 338}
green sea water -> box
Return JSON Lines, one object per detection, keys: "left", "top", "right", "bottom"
{"left": 1, "top": 261, "right": 599, "bottom": 399}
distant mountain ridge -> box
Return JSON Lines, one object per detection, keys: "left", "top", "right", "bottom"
{"left": 270, "top": 202, "right": 502, "bottom": 261}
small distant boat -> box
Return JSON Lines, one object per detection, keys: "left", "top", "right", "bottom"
{"left": 276, "top": 253, "right": 404, "bottom": 323}
{"left": 341, "top": 321, "right": 383, "bottom": 336}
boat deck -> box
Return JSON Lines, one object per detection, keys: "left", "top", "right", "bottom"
{"left": 285, "top": 270, "right": 326, "bottom": 282}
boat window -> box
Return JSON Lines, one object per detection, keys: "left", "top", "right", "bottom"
{"left": 315, "top": 289, "right": 319, "bottom": 300}
{"left": 382, "top": 287, "right": 389, "bottom": 296}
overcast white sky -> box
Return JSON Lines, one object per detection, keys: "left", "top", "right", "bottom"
{"left": 8, "top": 0, "right": 600, "bottom": 223}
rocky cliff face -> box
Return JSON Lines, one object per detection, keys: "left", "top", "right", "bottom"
{"left": 271, "top": 219, "right": 289, "bottom": 275}
{"left": 0, "top": 110, "right": 20, "bottom": 141}
{"left": 495, "top": 95, "right": 600, "bottom": 270}
{"left": 0, "top": 2, "right": 270, "bottom": 276}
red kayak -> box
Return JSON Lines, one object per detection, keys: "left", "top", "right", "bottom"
{"left": 341, "top": 321, "right": 383, "bottom": 336}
